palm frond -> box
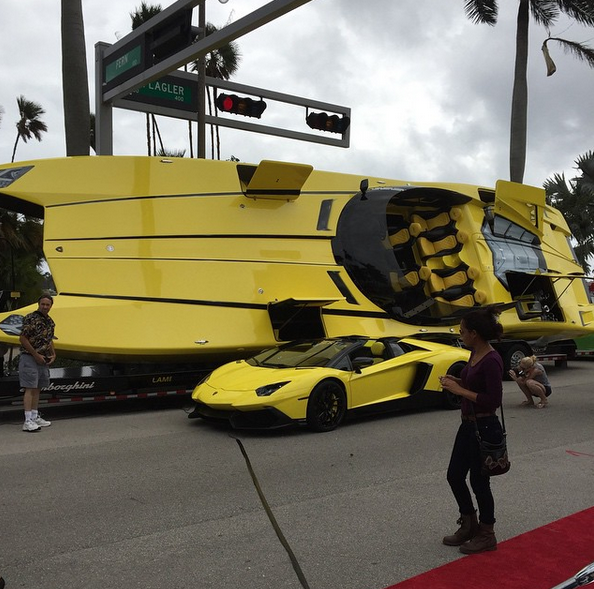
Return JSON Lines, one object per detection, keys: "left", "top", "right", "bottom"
{"left": 191, "top": 22, "right": 241, "bottom": 80}
{"left": 542, "top": 39, "right": 558, "bottom": 75}
{"left": 575, "top": 150, "right": 594, "bottom": 181}
{"left": 17, "top": 95, "right": 46, "bottom": 120}
{"left": 555, "top": 0, "right": 594, "bottom": 26}
{"left": 130, "top": 2, "right": 162, "bottom": 30}
{"left": 464, "top": 0, "right": 498, "bottom": 25}
{"left": 28, "top": 121, "right": 48, "bottom": 142}
{"left": 545, "top": 151, "right": 594, "bottom": 272}
{"left": 530, "top": 1, "right": 560, "bottom": 27}
{"left": 157, "top": 147, "right": 186, "bottom": 158}
{"left": 544, "top": 172, "right": 573, "bottom": 204}
{"left": 574, "top": 151, "right": 594, "bottom": 200}
{"left": 545, "top": 37, "right": 594, "bottom": 69}
{"left": 14, "top": 95, "right": 47, "bottom": 144}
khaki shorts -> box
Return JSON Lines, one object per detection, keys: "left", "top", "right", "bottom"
{"left": 19, "top": 353, "right": 50, "bottom": 389}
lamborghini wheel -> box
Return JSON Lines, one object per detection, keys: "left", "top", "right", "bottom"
{"left": 444, "top": 361, "right": 467, "bottom": 409}
{"left": 306, "top": 381, "right": 346, "bottom": 432}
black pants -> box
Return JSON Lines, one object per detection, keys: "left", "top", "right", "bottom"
{"left": 446, "top": 416, "right": 502, "bottom": 525}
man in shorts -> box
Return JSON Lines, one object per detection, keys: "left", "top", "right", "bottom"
{"left": 19, "top": 294, "right": 56, "bottom": 432}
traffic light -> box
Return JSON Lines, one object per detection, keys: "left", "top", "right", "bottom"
{"left": 215, "top": 93, "right": 267, "bottom": 119}
{"left": 306, "top": 111, "right": 350, "bottom": 134}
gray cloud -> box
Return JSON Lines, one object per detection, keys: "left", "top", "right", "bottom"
{"left": 0, "top": 0, "right": 592, "bottom": 190}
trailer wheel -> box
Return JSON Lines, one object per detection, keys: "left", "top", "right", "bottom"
{"left": 501, "top": 343, "right": 531, "bottom": 378}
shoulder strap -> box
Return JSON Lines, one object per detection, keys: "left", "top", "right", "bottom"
{"left": 499, "top": 403, "right": 506, "bottom": 433}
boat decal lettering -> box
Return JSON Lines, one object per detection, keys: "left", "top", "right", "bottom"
{"left": 42, "top": 381, "right": 96, "bottom": 393}
{"left": 152, "top": 376, "right": 173, "bottom": 384}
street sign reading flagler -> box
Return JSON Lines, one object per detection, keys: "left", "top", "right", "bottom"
{"left": 122, "top": 73, "right": 198, "bottom": 113}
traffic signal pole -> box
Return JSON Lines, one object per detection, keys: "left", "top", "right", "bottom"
{"left": 196, "top": 1, "right": 206, "bottom": 159}
{"left": 96, "top": 0, "right": 313, "bottom": 155}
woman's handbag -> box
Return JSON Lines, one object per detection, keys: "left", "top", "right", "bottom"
{"left": 471, "top": 405, "right": 511, "bottom": 477}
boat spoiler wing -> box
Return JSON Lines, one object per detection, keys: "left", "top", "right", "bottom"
{"left": 237, "top": 160, "right": 314, "bottom": 200}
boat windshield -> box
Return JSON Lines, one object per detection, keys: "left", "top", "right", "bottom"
{"left": 482, "top": 212, "right": 545, "bottom": 286}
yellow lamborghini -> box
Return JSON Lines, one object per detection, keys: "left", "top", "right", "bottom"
{"left": 189, "top": 335, "right": 470, "bottom": 432}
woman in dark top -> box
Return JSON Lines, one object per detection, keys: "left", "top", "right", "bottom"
{"left": 439, "top": 307, "right": 504, "bottom": 554}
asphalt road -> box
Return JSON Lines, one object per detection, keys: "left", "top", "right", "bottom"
{"left": 1, "top": 361, "right": 593, "bottom": 589}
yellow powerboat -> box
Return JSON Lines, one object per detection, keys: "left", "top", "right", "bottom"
{"left": 0, "top": 156, "right": 592, "bottom": 367}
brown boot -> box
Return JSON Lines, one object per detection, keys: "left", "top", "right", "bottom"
{"left": 443, "top": 512, "right": 479, "bottom": 546}
{"left": 459, "top": 523, "right": 497, "bottom": 554}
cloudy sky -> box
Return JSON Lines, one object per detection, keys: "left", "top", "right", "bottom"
{"left": 0, "top": 0, "right": 593, "bottom": 189}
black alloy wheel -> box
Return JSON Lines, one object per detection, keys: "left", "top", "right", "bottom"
{"left": 306, "top": 381, "right": 347, "bottom": 432}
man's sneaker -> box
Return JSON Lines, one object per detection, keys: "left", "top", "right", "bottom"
{"left": 34, "top": 415, "right": 51, "bottom": 427}
{"left": 23, "top": 419, "right": 41, "bottom": 432}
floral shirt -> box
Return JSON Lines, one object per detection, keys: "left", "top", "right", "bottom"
{"left": 460, "top": 349, "right": 503, "bottom": 415}
{"left": 20, "top": 310, "right": 55, "bottom": 356}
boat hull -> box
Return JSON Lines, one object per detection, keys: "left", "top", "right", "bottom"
{"left": 0, "top": 156, "right": 593, "bottom": 363}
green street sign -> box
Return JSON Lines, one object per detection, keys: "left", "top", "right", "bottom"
{"left": 136, "top": 79, "right": 193, "bottom": 104}
{"left": 122, "top": 73, "right": 198, "bottom": 113}
{"left": 104, "top": 44, "right": 143, "bottom": 85}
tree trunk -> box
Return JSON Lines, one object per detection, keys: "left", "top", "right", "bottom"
{"left": 509, "top": 0, "right": 530, "bottom": 184}
{"left": 152, "top": 115, "right": 164, "bottom": 153}
{"left": 61, "top": 0, "right": 90, "bottom": 156}
{"left": 188, "top": 121, "right": 194, "bottom": 158}
{"left": 11, "top": 134, "right": 20, "bottom": 163}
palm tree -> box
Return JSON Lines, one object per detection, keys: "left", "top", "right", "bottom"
{"left": 11, "top": 96, "right": 48, "bottom": 163}
{"left": 464, "top": 1, "right": 594, "bottom": 184}
{"left": 130, "top": 1, "right": 162, "bottom": 29}
{"left": 191, "top": 22, "right": 241, "bottom": 159}
{"left": 544, "top": 151, "right": 594, "bottom": 272}
{"left": 157, "top": 147, "right": 186, "bottom": 158}
{"left": 130, "top": 4, "right": 241, "bottom": 159}
{"left": 61, "top": 0, "right": 90, "bottom": 156}
{"left": 0, "top": 210, "right": 45, "bottom": 310}
{"left": 131, "top": 2, "right": 163, "bottom": 156}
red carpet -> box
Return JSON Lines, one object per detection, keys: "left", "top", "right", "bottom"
{"left": 385, "top": 506, "right": 594, "bottom": 589}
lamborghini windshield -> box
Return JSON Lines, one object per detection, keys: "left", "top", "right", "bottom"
{"left": 248, "top": 339, "right": 352, "bottom": 368}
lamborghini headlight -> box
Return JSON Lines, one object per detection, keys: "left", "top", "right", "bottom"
{"left": 255, "top": 381, "right": 290, "bottom": 397}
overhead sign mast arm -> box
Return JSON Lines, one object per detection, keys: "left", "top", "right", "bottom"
{"left": 95, "top": 0, "right": 346, "bottom": 155}
{"left": 101, "top": 0, "right": 314, "bottom": 103}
